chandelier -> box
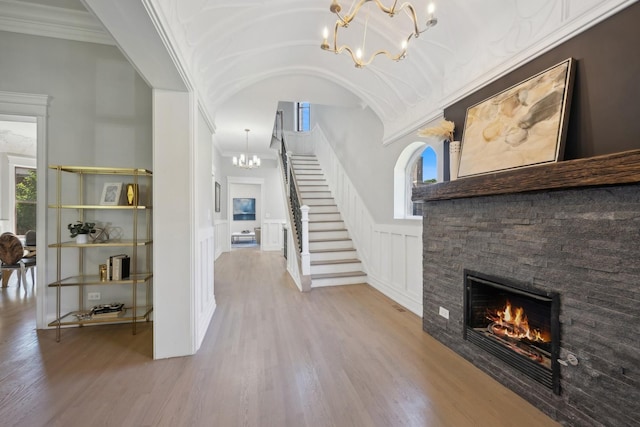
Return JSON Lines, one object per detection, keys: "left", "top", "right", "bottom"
{"left": 321, "top": 0, "right": 437, "bottom": 68}
{"left": 232, "top": 129, "right": 261, "bottom": 169}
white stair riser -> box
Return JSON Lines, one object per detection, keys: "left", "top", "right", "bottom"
{"left": 311, "top": 275, "right": 368, "bottom": 288}
{"left": 309, "top": 229, "right": 348, "bottom": 239}
{"left": 307, "top": 206, "right": 339, "bottom": 214}
{"left": 310, "top": 250, "right": 357, "bottom": 262}
{"left": 309, "top": 240, "right": 354, "bottom": 251}
{"left": 311, "top": 262, "right": 362, "bottom": 275}
{"left": 302, "top": 198, "right": 335, "bottom": 206}
{"left": 300, "top": 192, "right": 332, "bottom": 199}
{"left": 309, "top": 213, "right": 341, "bottom": 221}
{"left": 292, "top": 164, "right": 321, "bottom": 169}
{"left": 309, "top": 221, "right": 345, "bottom": 231}
{"left": 296, "top": 180, "right": 326, "bottom": 186}
{"left": 298, "top": 185, "right": 329, "bottom": 192}
{"left": 295, "top": 170, "right": 324, "bottom": 175}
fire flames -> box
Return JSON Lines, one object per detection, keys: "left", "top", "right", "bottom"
{"left": 487, "top": 300, "right": 550, "bottom": 343}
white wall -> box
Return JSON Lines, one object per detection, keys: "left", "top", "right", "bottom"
{"left": 313, "top": 125, "right": 424, "bottom": 315}
{"left": 220, "top": 158, "right": 287, "bottom": 251}
{"left": 194, "top": 106, "right": 216, "bottom": 349}
{"left": 228, "top": 183, "right": 260, "bottom": 234}
{"left": 0, "top": 31, "right": 152, "bottom": 327}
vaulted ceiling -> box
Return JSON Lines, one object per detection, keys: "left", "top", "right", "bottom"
{"left": 2, "top": 0, "right": 635, "bottom": 157}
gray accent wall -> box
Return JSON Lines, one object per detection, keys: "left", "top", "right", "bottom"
{"left": 422, "top": 185, "right": 640, "bottom": 426}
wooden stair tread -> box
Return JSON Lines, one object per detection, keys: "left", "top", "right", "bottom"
{"left": 308, "top": 228, "right": 347, "bottom": 232}
{"left": 311, "top": 271, "right": 367, "bottom": 279}
{"left": 310, "top": 248, "right": 356, "bottom": 253}
{"left": 309, "top": 237, "right": 352, "bottom": 243}
{"left": 311, "top": 259, "right": 361, "bottom": 266}
{"left": 309, "top": 220, "right": 344, "bottom": 223}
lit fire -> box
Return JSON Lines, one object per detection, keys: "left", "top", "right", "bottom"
{"left": 487, "top": 300, "right": 550, "bottom": 343}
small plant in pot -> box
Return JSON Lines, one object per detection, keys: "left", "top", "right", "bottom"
{"left": 68, "top": 221, "right": 95, "bottom": 244}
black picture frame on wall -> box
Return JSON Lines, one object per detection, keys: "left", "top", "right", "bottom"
{"left": 215, "top": 182, "right": 221, "bottom": 213}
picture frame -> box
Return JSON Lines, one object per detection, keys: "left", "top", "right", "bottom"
{"left": 233, "top": 198, "right": 255, "bottom": 221}
{"left": 458, "top": 58, "right": 576, "bottom": 178}
{"left": 100, "top": 182, "right": 123, "bottom": 206}
{"left": 215, "top": 182, "right": 221, "bottom": 213}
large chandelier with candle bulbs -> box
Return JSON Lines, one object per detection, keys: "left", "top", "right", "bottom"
{"left": 233, "top": 129, "right": 261, "bottom": 169}
{"left": 320, "top": 0, "right": 437, "bottom": 68}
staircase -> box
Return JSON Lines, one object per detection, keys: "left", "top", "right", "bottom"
{"left": 290, "top": 154, "right": 367, "bottom": 287}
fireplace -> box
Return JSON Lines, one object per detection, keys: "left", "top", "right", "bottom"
{"left": 463, "top": 270, "right": 560, "bottom": 394}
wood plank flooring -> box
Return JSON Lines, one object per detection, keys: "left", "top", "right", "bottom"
{"left": 0, "top": 250, "right": 560, "bottom": 426}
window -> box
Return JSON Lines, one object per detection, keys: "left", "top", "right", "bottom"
{"left": 295, "top": 102, "right": 310, "bottom": 132}
{"left": 410, "top": 147, "right": 437, "bottom": 216}
{"left": 15, "top": 167, "right": 37, "bottom": 234}
{"left": 393, "top": 141, "right": 445, "bottom": 219}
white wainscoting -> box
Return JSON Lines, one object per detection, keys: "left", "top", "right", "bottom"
{"left": 194, "top": 226, "right": 216, "bottom": 350}
{"left": 261, "top": 219, "right": 285, "bottom": 251}
{"left": 214, "top": 219, "right": 229, "bottom": 260}
{"left": 314, "top": 126, "right": 424, "bottom": 316}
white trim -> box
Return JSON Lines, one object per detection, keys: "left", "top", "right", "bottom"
{"left": 0, "top": 0, "right": 114, "bottom": 45}
{"left": 393, "top": 139, "right": 445, "bottom": 220}
{"left": 0, "top": 90, "right": 49, "bottom": 330}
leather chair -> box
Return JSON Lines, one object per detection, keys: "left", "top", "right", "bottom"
{"left": 0, "top": 232, "right": 36, "bottom": 289}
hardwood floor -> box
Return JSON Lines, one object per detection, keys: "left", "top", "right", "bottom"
{"left": 0, "top": 250, "right": 560, "bottom": 427}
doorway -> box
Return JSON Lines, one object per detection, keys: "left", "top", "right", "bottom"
{"left": 0, "top": 91, "right": 49, "bottom": 330}
{"left": 0, "top": 116, "right": 38, "bottom": 330}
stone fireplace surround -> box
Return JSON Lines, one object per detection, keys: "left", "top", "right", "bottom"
{"left": 414, "top": 151, "right": 640, "bottom": 426}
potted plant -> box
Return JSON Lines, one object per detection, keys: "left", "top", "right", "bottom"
{"left": 68, "top": 221, "right": 95, "bottom": 244}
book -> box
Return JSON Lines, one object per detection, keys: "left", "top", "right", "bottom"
{"left": 107, "top": 254, "right": 129, "bottom": 280}
{"left": 112, "top": 254, "right": 130, "bottom": 280}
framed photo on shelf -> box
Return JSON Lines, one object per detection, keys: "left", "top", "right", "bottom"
{"left": 100, "top": 182, "right": 123, "bottom": 205}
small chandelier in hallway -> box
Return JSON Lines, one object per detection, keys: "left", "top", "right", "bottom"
{"left": 320, "top": 0, "right": 438, "bottom": 68}
{"left": 233, "top": 128, "right": 261, "bottom": 169}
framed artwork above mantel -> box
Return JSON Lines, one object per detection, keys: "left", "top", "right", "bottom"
{"left": 458, "top": 58, "right": 576, "bottom": 178}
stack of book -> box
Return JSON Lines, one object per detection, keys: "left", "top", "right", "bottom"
{"left": 91, "top": 303, "right": 125, "bottom": 319}
{"left": 106, "top": 254, "right": 130, "bottom": 280}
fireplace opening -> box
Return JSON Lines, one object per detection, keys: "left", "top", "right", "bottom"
{"left": 463, "top": 270, "right": 560, "bottom": 394}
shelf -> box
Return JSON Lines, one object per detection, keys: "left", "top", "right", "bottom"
{"left": 48, "top": 239, "right": 152, "bottom": 248}
{"left": 413, "top": 149, "right": 640, "bottom": 202}
{"left": 48, "top": 273, "right": 153, "bottom": 287}
{"left": 47, "top": 204, "right": 151, "bottom": 210}
{"left": 49, "top": 164, "right": 153, "bottom": 341}
{"left": 48, "top": 165, "right": 152, "bottom": 176}
{"left": 47, "top": 306, "right": 153, "bottom": 327}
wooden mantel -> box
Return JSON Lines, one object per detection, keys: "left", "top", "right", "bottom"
{"left": 413, "top": 149, "right": 640, "bottom": 202}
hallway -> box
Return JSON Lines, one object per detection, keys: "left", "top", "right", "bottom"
{"left": 0, "top": 250, "right": 558, "bottom": 426}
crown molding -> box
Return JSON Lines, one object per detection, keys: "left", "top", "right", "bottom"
{"left": 0, "top": 0, "right": 114, "bottom": 45}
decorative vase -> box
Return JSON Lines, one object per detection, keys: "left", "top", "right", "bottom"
{"left": 76, "top": 234, "right": 88, "bottom": 244}
{"left": 449, "top": 140, "right": 461, "bottom": 181}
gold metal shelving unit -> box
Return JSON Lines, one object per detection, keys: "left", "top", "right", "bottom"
{"left": 48, "top": 165, "right": 153, "bottom": 342}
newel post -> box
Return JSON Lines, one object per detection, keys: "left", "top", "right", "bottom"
{"left": 301, "top": 205, "right": 310, "bottom": 275}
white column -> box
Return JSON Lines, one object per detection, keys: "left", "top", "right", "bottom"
{"left": 153, "top": 89, "right": 195, "bottom": 359}
{"left": 301, "top": 205, "right": 311, "bottom": 275}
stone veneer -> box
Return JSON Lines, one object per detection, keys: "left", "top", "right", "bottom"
{"left": 422, "top": 184, "right": 639, "bottom": 426}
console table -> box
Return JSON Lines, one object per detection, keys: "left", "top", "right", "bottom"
{"left": 231, "top": 232, "right": 255, "bottom": 243}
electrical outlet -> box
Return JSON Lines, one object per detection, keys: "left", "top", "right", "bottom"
{"left": 438, "top": 306, "right": 449, "bottom": 319}
{"left": 88, "top": 292, "right": 101, "bottom": 301}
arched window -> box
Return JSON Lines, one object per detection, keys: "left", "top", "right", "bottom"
{"left": 410, "top": 146, "right": 437, "bottom": 216}
{"left": 393, "top": 139, "right": 445, "bottom": 219}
